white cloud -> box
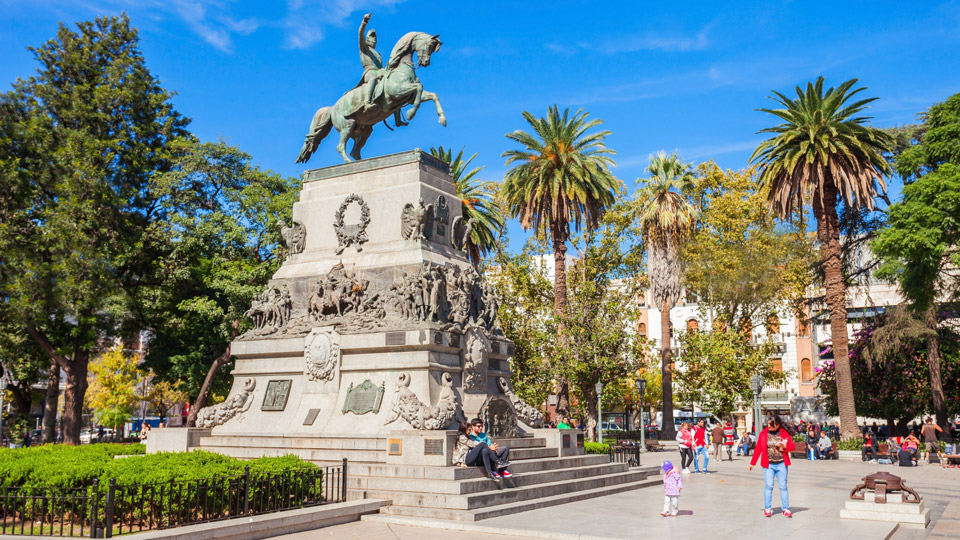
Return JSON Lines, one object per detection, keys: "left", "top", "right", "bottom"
{"left": 281, "top": 0, "right": 405, "bottom": 50}
{"left": 547, "top": 22, "right": 714, "bottom": 56}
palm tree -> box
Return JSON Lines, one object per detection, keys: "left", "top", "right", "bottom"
{"left": 429, "top": 146, "right": 505, "bottom": 266}
{"left": 751, "top": 77, "right": 892, "bottom": 439}
{"left": 502, "top": 105, "right": 618, "bottom": 416}
{"left": 635, "top": 151, "right": 698, "bottom": 438}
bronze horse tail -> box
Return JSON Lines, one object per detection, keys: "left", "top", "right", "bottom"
{"left": 295, "top": 106, "right": 333, "bottom": 164}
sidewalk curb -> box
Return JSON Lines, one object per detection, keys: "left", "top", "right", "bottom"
{"left": 361, "top": 514, "right": 631, "bottom": 540}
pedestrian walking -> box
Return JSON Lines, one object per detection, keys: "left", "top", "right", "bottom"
{"left": 676, "top": 422, "right": 694, "bottom": 474}
{"left": 723, "top": 420, "right": 736, "bottom": 460}
{"left": 921, "top": 417, "right": 943, "bottom": 465}
{"left": 692, "top": 419, "right": 710, "bottom": 473}
{"left": 660, "top": 460, "right": 682, "bottom": 517}
{"left": 749, "top": 414, "right": 795, "bottom": 518}
{"left": 711, "top": 422, "right": 724, "bottom": 460}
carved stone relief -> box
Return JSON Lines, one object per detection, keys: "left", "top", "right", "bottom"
{"left": 433, "top": 195, "right": 449, "bottom": 239}
{"left": 261, "top": 380, "right": 292, "bottom": 411}
{"left": 462, "top": 327, "right": 490, "bottom": 393}
{"left": 401, "top": 198, "right": 433, "bottom": 241}
{"left": 385, "top": 372, "right": 463, "bottom": 430}
{"left": 479, "top": 395, "right": 519, "bottom": 438}
{"left": 333, "top": 193, "right": 371, "bottom": 254}
{"left": 498, "top": 375, "right": 544, "bottom": 428}
{"left": 304, "top": 330, "right": 340, "bottom": 382}
{"left": 244, "top": 283, "right": 293, "bottom": 336}
{"left": 342, "top": 379, "right": 386, "bottom": 415}
{"left": 308, "top": 263, "right": 381, "bottom": 324}
{"left": 195, "top": 378, "right": 256, "bottom": 428}
{"left": 278, "top": 220, "right": 306, "bottom": 255}
{"left": 451, "top": 216, "right": 475, "bottom": 252}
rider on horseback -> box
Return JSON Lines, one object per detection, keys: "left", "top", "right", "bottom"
{"left": 357, "top": 13, "right": 407, "bottom": 125}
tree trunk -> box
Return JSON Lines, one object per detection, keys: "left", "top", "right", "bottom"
{"left": 61, "top": 353, "right": 89, "bottom": 445}
{"left": 923, "top": 305, "right": 948, "bottom": 430}
{"left": 41, "top": 361, "right": 60, "bottom": 444}
{"left": 660, "top": 301, "right": 676, "bottom": 438}
{"left": 584, "top": 397, "right": 598, "bottom": 442}
{"left": 186, "top": 343, "right": 233, "bottom": 427}
{"left": 552, "top": 230, "right": 571, "bottom": 418}
{"left": 813, "top": 183, "right": 858, "bottom": 439}
{"left": 24, "top": 323, "right": 87, "bottom": 445}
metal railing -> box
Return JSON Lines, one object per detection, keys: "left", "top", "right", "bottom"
{"left": 608, "top": 445, "right": 641, "bottom": 466}
{"left": 0, "top": 460, "right": 346, "bottom": 538}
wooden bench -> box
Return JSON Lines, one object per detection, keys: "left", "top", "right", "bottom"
{"left": 789, "top": 441, "right": 839, "bottom": 459}
{"left": 943, "top": 454, "right": 960, "bottom": 466}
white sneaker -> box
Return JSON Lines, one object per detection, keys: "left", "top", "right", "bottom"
{"left": 682, "top": 468, "right": 691, "bottom": 474}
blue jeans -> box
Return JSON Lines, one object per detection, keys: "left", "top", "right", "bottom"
{"left": 694, "top": 446, "right": 710, "bottom": 471}
{"left": 763, "top": 462, "right": 789, "bottom": 511}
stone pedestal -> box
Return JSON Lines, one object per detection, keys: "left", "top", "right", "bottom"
{"left": 185, "top": 150, "right": 544, "bottom": 464}
{"left": 840, "top": 493, "right": 930, "bottom": 526}
{"left": 145, "top": 428, "right": 211, "bottom": 454}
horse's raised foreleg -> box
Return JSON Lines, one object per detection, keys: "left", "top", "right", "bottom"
{"left": 405, "top": 82, "right": 424, "bottom": 122}
{"left": 420, "top": 91, "right": 447, "bottom": 127}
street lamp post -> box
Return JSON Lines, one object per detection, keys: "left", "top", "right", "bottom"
{"left": 0, "top": 368, "right": 7, "bottom": 447}
{"left": 751, "top": 374, "right": 765, "bottom": 436}
{"left": 636, "top": 377, "right": 647, "bottom": 452}
{"left": 595, "top": 381, "right": 603, "bottom": 445}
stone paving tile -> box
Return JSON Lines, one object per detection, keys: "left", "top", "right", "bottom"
{"left": 270, "top": 456, "right": 960, "bottom": 540}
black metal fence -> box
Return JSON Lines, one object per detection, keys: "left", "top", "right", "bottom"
{"left": 0, "top": 460, "right": 346, "bottom": 538}
{"left": 608, "top": 446, "right": 641, "bottom": 466}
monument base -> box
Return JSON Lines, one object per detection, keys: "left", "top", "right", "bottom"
{"left": 840, "top": 493, "right": 930, "bottom": 526}
{"left": 145, "top": 427, "right": 211, "bottom": 454}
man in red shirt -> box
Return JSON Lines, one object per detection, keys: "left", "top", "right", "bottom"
{"left": 693, "top": 419, "right": 711, "bottom": 473}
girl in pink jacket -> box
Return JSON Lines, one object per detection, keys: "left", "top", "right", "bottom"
{"left": 660, "top": 460, "right": 683, "bottom": 516}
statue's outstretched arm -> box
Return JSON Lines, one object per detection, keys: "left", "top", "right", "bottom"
{"left": 359, "top": 12, "right": 371, "bottom": 53}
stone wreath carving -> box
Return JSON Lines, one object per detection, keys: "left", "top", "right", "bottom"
{"left": 401, "top": 198, "right": 433, "bottom": 241}
{"left": 451, "top": 216, "right": 475, "bottom": 252}
{"left": 385, "top": 372, "right": 462, "bottom": 430}
{"left": 304, "top": 330, "right": 340, "bottom": 382}
{"left": 195, "top": 378, "right": 257, "bottom": 428}
{"left": 498, "top": 375, "right": 545, "bottom": 428}
{"left": 462, "top": 328, "right": 490, "bottom": 393}
{"left": 278, "top": 220, "right": 306, "bottom": 255}
{"left": 333, "top": 193, "right": 371, "bottom": 255}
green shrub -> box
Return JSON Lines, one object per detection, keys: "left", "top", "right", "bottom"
{"left": 584, "top": 442, "right": 609, "bottom": 455}
{"left": 837, "top": 438, "right": 865, "bottom": 451}
{"left": 0, "top": 443, "right": 145, "bottom": 488}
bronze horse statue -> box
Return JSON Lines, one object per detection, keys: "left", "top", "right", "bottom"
{"left": 296, "top": 31, "right": 446, "bottom": 163}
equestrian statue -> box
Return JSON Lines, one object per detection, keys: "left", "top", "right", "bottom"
{"left": 295, "top": 13, "right": 446, "bottom": 164}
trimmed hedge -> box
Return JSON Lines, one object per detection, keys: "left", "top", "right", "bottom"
{"left": 584, "top": 442, "right": 609, "bottom": 455}
{"left": 0, "top": 444, "right": 315, "bottom": 489}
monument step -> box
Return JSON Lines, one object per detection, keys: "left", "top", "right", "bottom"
{"left": 347, "top": 462, "right": 634, "bottom": 495}
{"left": 198, "top": 444, "right": 386, "bottom": 463}
{"left": 199, "top": 435, "right": 386, "bottom": 450}
{"left": 338, "top": 454, "right": 612, "bottom": 480}
{"left": 510, "top": 446, "right": 558, "bottom": 460}
{"left": 491, "top": 437, "right": 546, "bottom": 449}
{"left": 355, "top": 469, "right": 648, "bottom": 510}
{"left": 376, "top": 476, "right": 661, "bottom": 521}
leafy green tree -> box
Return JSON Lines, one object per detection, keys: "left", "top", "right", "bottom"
{"left": 674, "top": 329, "right": 786, "bottom": 419}
{"left": 559, "top": 200, "right": 645, "bottom": 440}
{"left": 874, "top": 166, "right": 960, "bottom": 429}
{"left": 683, "top": 162, "right": 814, "bottom": 331}
{"left": 818, "top": 315, "right": 960, "bottom": 434}
{"left": 429, "top": 147, "right": 505, "bottom": 266}
{"left": 86, "top": 346, "right": 144, "bottom": 432}
{"left": 635, "top": 151, "right": 698, "bottom": 437}
{"left": 751, "top": 77, "right": 892, "bottom": 439}
{"left": 145, "top": 379, "right": 191, "bottom": 424}
{"left": 896, "top": 93, "right": 960, "bottom": 178}
{"left": 501, "top": 106, "right": 619, "bottom": 416}
{"left": 0, "top": 15, "right": 189, "bottom": 443}
{"left": 141, "top": 139, "right": 299, "bottom": 426}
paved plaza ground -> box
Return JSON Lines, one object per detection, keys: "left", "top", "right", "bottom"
{"left": 286, "top": 454, "right": 960, "bottom": 540}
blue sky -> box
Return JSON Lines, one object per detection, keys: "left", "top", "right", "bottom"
{"left": 3, "top": 1, "right": 960, "bottom": 248}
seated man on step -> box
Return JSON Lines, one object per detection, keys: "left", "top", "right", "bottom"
{"left": 468, "top": 418, "right": 511, "bottom": 479}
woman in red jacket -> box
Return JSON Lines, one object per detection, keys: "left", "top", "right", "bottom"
{"left": 749, "top": 414, "right": 795, "bottom": 517}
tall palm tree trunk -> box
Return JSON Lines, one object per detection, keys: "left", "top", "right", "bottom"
{"left": 660, "top": 302, "right": 675, "bottom": 438}
{"left": 924, "top": 305, "right": 948, "bottom": 430}
{"left": 552, "top": 232, "right": 571, "bottom": 417}
{"left": 814, "top": 183, "right": 858, "bottom": 439}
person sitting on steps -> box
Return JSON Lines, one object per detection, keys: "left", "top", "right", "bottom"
{"left": 468, "top": 418, "right": 511, "bottom": 480}
{"left": 452, "top": 421, "right": 512, "bottom": 485}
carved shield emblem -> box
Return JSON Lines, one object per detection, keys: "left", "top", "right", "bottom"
{"left": 305, "top": 330, "right": 340, "bottom": 382}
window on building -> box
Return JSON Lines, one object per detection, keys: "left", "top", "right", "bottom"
{"left": 637, "top": 293, "right": 646, "bottom": 307}
{"left": 800, "top": 358, "right": 812, "bottom": 383}
{"left": 766, "top": 313, "right": 780, "bottom": 335}
{"left": 771, "top": 358, "right": 783, "bottom": 373}
{"left": 638, "top": 322, "right": 647, "bottom": 337}
{"left": 687, "top": 319, "right": 699, "bottom": 332}
{"left": 797, "top": 318, "right": 810, "bottom": 338}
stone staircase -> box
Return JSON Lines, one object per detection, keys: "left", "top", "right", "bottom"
{"left": 197, "top": 434, "right": 659, "bottom": 521}
{"left": 349, "top": 436, "right": 660, "bottom": 521}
